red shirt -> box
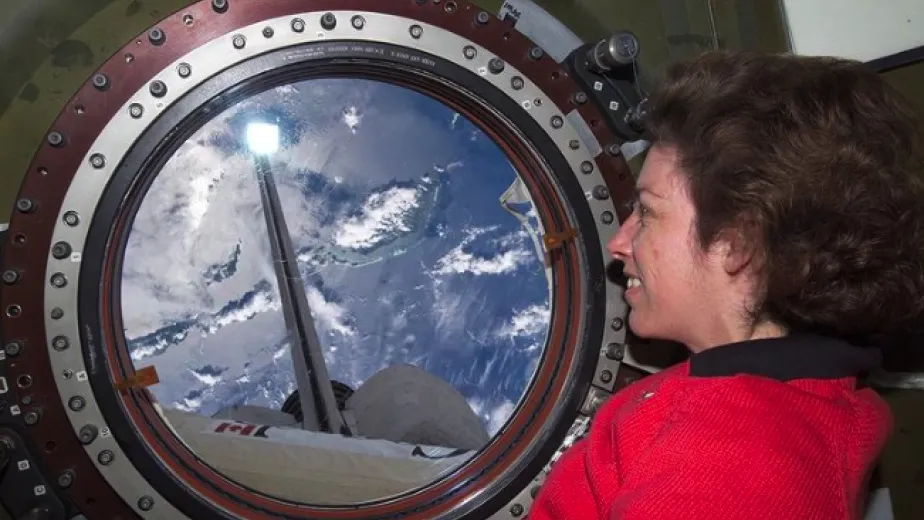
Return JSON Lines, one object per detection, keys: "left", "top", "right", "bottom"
{"left": 530, "top": 335, "right": 892, "bottom": 520}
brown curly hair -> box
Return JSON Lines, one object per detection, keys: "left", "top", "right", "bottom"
{"left": 645, "top": 51, "right": 924, "bottom": 349}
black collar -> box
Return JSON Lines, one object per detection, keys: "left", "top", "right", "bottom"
{"left": 689, "top": 334, "right": 882, "bottom": 381}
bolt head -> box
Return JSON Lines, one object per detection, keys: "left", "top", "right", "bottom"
{"left": 600, "top": 369, "right": 614, "bottom": 383}
{"left": 488, "top": 58, "right": 505, "bottom": 74}
{"left": 129, "top": 103, "right": 144, "bottom": 118}
{"left": 92, "top": 74, "right": 109, "bottom": 91}
{"left": 593, "top": 185, "right": 611, "bottom": 200}
{"left": 232, "top": 34, "right": 246, "bottom": 49}
{"left": 149, "top": 80, "right": 167, "bottom": 98}
{"left": 79, "top": 425, "right": 98, "bottom": 444}
{"left": 69, "top": 396, "right": 86, "bottom": 412}
{"left": 605, "top": 343, "right": 624, "bottom": 360}
{"left": 550, "top": 116, "right": 564, "bottom": 129}
{"left": 263, "top": 26, "right": 274, "bottom": 38}
{"left": 409, "top": 25, "right": 423, "bottom": 38}
{"left": 50, "top": 273, "right": 68, "bottom": 288}
{"left": 138, "top": 496, "right": 154, "bottom": 511}
{"left": 2, "top": 270, "right": 19, "bottom": 284}
{"left": 510, "top": 503, "right": 524, "bottom": 517}
{"left": 511, "top": 76, "right": 524, "bottom": 90}
{"left": 52, "top": 336, "right": 69, "bottom": 351}
{"left": 177, "top": 63, "right": 192, "bottom": 78}
{"left": 211, "top": 0, "right": 228, "bottom": 13}
{"left": 4, "top": 342, "right": 22, "bottom": 357}
{"left": 90, "top": 153, "right": 105, "bottom": 168}
{"left": 601, "top": 211, "right": 614, "bottom": 225}
{"left": 580, "top": 161, "right": 594, "bottom": 174}
{"left": 351, "top": 16, "right": 364, "bottom": 29}
{"left": 98, "top": 450, "right": 114, "bottom": 465}
{"left": 463, "top": 46, "right": 477, "bottom": 59}
{"left": 58, "top": 471, "right": 74, "bottom": 488}
{"left": 291, "top": 18, "right": 305, "bottom": 32}
{"left": 149, "top": 28, "right": 165, "bottom": 45}
{"left": 64, "top": 211, "right": 80, "bottom": 226}
{"left": 529, "top": 46, "right": 544, "bottom": 60}
{"left": 321, "top": 13, "right": 337, "bottom": 30}
{"left": 51, "top": 308, "right": 64, "bottom": 320}
{"left": 24, "top": 412, "right": 39, "bottom": 425}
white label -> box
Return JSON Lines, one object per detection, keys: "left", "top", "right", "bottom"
{"left": 9, "top": 405, "right": 20, "bottom": 416}
{"left": 18, "top": 460, "right": 30, "bottom": 471}
{"left": 77, "top": 371, "right": 88, "bottom": 382}
{"left": 0, "top": 377, "right": 7, "bottom": 394}
{"left": 101, "top": 428, "right": 111, "bottom": 439}
{"left": 34, "top": 485, "right": 46, "bottom": 496}
{"left": 70, "top": 252, "right": 82, "bottom": 262}
{"left": 0, "top": 351, "right": 6, "bottom": 361}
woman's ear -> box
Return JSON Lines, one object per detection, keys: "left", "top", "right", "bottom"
{"left": 717, "top": 219, "right": 760, "bottom": 276}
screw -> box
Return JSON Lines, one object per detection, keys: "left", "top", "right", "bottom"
{"left": 475, "top": 11, "right": 491, "bottom": 25}
{"left": 463, "top": 46, "right": 477, "bottom": 59}
{"left": 510, "top": 503, "right": 524, "bottom": 517}
{"left": 149, "top": 80, "right": 167, "bottom": 98}
{"left": 611, "top": 317, "right": 624, "bottom": 330}
{"left": 92, "top": 74, "right": 110, "bottom": 91}
{"left": 148, "top": 28, "right": 166, "bottom": 46}
{"left": 606, "top": 143, "right": 622, "bottom": 156}
{"left": 16, "top": 198, "right": 36, "bottom": 213}
{"left": 529, "top": 46, "right": 544, "bottom": 60}
{"left": 90, "top": 153, "right": 106, "bottom": 169}
{"left": 62, "top": 370, "right": 74, "bottom": 379}
{"left": 4, "top": 342, "right": 22, "bottom": 357}
{"left": 263, "top": 26, "right": 274, "bottom": 38}
{"left": 291, "top": 18, "right": 305, "bottom": 32}
{"left": 63, "top": 211, "right": 80, "bottom": 226}
{"left": 58, "top": 470, "right": 74, "bottom": 488}
{"left": 580, "top": 161, "right": 594, "bottom": 174}
{"left": 98, "top": 450, "right": 114, "bottom": 465}
{"left": 177, "top": 63, "right": 192, "bottom": 78}
{"left": 50, "top": 273, "right": 67, "bottom": 288}
{"left": 232, "top": 34, "right": 246, "bottom": 49}
{"left": 573, "top": 92, "right": 588, "bottom": 104}
{"left": 601, "top": 211, "right": 614, "bottom": 224}
{"left": 52, "top": 336, "right": 69, "bottom": 352}
{"left": 409, "top": 25, "right": 423, "bottom": 39}
{"left": 24, "top": 411, "right": 39, "bottom": 425}
{"left": 51, "top": 308, "right": 64, "bottom": 320}
{"left": 550, "top": 116, "right": 564, "bottom": 129}
{"left": 211, "top": 0, "right": 228, "bottom": 13}
{"left": 600, "top": 370, "right": 613, "bottom": 384}
{"left": 138, "top": 496, "right": 154, "bottom": 511}
{"left": 129, "top": 103, "right": 144, "bottom": 118}
{"left": 51, "top": 242, "right": 71, "bottom": 260}
{"left": 79, "top": 424, "right": 98, "bottom": 444}
{"left": 488, "top": 58, "right": 505, "bottom": 74}
{"left": 570, "top": 139, "right": 581, "bottom": 150}
{"left": 511, "top": 76, "right": 524, "bottom": 90}
{"left": 351, "top": 16, "right": 365, "bottom": 29}
{"left": 605, "top": 343, "right": 624, "bottom": 360}
{"left": 321, "top": 12, "right": 337, "bottom": 30}
{"left": 2, "top": 270, "right": 20, "bottom": 285}
{"left": 69, "top": 396, "right": 86, "bottom": 412}
{"left": 593, "top": 185, "right": 610, "bottom": 200}
{"left": 48, "top": 131, "right": 67, "bottom": 149}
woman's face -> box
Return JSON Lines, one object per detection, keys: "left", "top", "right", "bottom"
{"left": 607, "top": 145, "right": 736, "bottom": 351}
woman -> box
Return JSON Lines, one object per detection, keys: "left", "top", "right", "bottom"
{"left": 531, "top": 51, "right": 924, "bottom": 519}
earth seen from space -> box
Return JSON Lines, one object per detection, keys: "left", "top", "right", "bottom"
{"left": 120, "top": 77, "right": 551, "bottom": 440}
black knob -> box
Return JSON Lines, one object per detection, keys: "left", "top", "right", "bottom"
{"left": 588, "top": 31, "right": 640, "bottom": 72}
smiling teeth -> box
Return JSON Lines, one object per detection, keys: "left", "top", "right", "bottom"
{"left": 627, "top": 277, "right": 641, "bottom": 288}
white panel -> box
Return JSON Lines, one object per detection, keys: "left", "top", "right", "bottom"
{"left": 782, "top": 0, "right": 924, "bottom": 62}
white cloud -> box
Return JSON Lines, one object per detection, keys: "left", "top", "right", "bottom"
{"left": 497, "top": 304, "right": 550, "bottom": 339}
{"left": 467, "top": 398, "right": 516, "bottom": 436}
{"left": 433, "top": 246, "right": 533, "bottom": 276}
{"left": 189, "top": 370, "right": 222, "bottom": 387}
{"left": 343, "top": 105, "right": 362, "bottom": 134}
{"left": 333, "top": 186, "right": 422, "bottom": 250}
{"left": 305, "top": 286, "right": 356, "bottom": 337}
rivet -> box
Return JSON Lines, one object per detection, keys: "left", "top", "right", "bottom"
{"left": 79, "top": 424, "right": 98, "bottom": 445}
{"left": 138, "top": 496, "right": 154, "bottom": 511}
{"left": 511, "top": 76, "right": 524, "bottom": 90}
{"left": 2, "top": 270, "right": 20, "bottom": 285}
{"left": 50, "top": 273, "right": 67, "bottom": 288}
{"left": 52, "top": 336, "right": 69, "bottom": 352}
{"left": 601, "top": 211, "right": 614, "bottom": 224}
{"left": 211, "top": 0, "right": 228, "bottom": 13}
{"left": 463, "top": 46, "right": 477, "bottom": 59}
{"left": 98, "top": 450, "right": 114, "bottom": 465}
{"left": 351, "top": 15, "right": 365, "bottom": 29}
{"left": 475, "top": 11, "right": 491, "bottom": 25}
{"left": 606, "top": 143, "right": 622, "bottom": 156}
{"left": 600, "top": 370, "right": 614, "bottom": 383}
{"left": 68, "top": 396, "right": 86, "bottom": 412}
{"left": 550, "top": 116, "right": 564, "bottom": 129}
{"left": 24, "top": 411, "right": 40, "bottom": 426}
{"left": 148, "top": 28, "right": 166, "bottom": 46}
{"left": 4, "top": 341, "right": 22, "bottom": 357}
{"left": 320, "top": 12, "right": 337, "bottom": 30}
{"left": 51, "top": 308, "right": 64, "bottom": 320}
{"left": 573, "top": 92, "right": 588, "bottom": 104}
{"left": 177, "top": 63, "right": 192, "bottom": 78}
{"left": 605, "top": 343, "right": 624, "bottom": 360}
{"left": 57, "top": 470, "right": 74, "bottom": 488}
{"left": 291, "top": 18, "right": 305, "bottom": 32}
{"left": 529, "top": 46, "right": 544, "bottom": 60}
{"left": 92, "top": 74, "right": 110, "bottom": 91}
{"left": 263, "top": 26, "right": 274, "bottom": 38}
{"left": 47, "top": 131, "right": 66, "bottom": 148}
{"left": 89, "top": 153, "right": 106, "bottom": 169}
{"left": 593, "top": 185, "right": 610, "bottom": 200}
{"left": 16, "top": 199, "right": 36, "bottom": 213}
{"left": 63, "top": 211, "right": 80, "bottom": 226}
{"left": 232, "top": 34, "right": 246, "bottom": 49}
{"left": 149, "top": 80, "right": 167, "bottom": 98}
{"left": 580, "top": 161, "right": 594, "bottom": 174}
{"left": 488, "top": 58, "right": 505, "bottom": 74}
{"left": 510, "top": 503, "right": 524, "bottom": 517}
{"left": 611, "top": 317, "right": 624, "bottom": 330}
{"left": 409, "top": 25, "right": 423, "bottom": 39}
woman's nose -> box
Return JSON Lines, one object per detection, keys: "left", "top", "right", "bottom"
{"left": 607, "top": 213, "right": 636, "bottom": 261}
